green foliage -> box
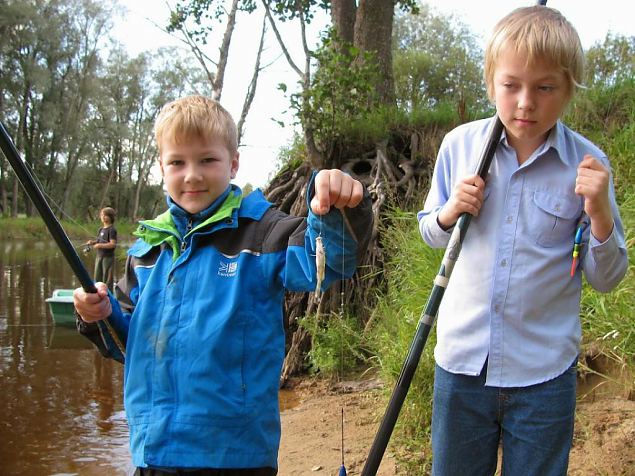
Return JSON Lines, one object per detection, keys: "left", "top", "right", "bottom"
{"left": 300, "top": 311, "right": 367, "bottom": 379}
{"left": 168, "top": 0, "right": 257, "bottom": 43}
{"left": 584, "top": 33, "right": 635, "bottom": 87}
{"left": 272, "top": 134, "right": 307, "bottom": 172}
{"left": 290, "top": 30, "right": 381, "bottom": 156}
{"left": 566, "top": 76, "right": 635, "bottom": 203}
{"left": 267, "top": 0, "right": 418, "bottom": 23}
{"left": 268, "top": 0, "right": 329, "bottom": 23}
{"left": 0, "top": 216, "right": 137, "bottom": 241}
{"left": 364, "top": 207, "right": 442, "bottom": 469}
{"left": 1, "top": 1, "right": 210, "bottom": 220}
{"left": 392, "top": 2, "right": 487, "bottom": 118}
{"left": 341, "top": 102, "right": 460, "bottom": 144}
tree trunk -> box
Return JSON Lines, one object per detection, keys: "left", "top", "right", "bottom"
{"left": 354, "top": 0, "right": 396, "bottom": 105}
{"left": 331, "top": 0, "right": 356, "bottom": 44}
{"left": 236, "top": 12, "right": 266, "bottom": 145}
{"left": 11, "top": 179, "right": 18, "bottom": 217}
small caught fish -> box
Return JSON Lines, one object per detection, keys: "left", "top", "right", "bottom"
{"left": 314, "top": 235, "right": 326, "bottom": 299}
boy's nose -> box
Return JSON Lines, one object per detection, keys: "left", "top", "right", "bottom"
{"left": 184, "top": 165, "right": 202, "bottom": 182}
{"left": 518, "top": 89, "right": 535, "bottom": 110}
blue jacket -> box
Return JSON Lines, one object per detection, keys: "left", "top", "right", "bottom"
{"left": 78, "top": 182, "right": 372, "bottom": 469}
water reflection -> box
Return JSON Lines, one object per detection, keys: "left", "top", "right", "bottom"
{"left": 0, "top": 239, "right": 129, "bottom": 476}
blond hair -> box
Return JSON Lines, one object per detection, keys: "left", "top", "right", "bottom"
{"left": 484, "top": 6, "right": 584, "bottom": 101}
{"left": 154, "top": 95, "right": 238, "bottom": 155}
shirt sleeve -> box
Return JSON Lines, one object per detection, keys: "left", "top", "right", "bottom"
{"left": 76, "top": 252, "right": 137, "bottom": 363}
{"left": 581, "top": 176, "right": 628, "bottom": 292}
{"left": 417, "top": 138, "right": 454, "bottom": 248}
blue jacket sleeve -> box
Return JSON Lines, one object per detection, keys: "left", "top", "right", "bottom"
{"left": 76, "top": 296, "right": 128, "bottom": 364}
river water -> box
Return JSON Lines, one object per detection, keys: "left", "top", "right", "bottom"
{"left": 0, "top": 239, "right": 129, "bottom": 475}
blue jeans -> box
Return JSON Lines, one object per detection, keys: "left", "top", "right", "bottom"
{"left": 431, "top": 360, "right": 577, "bottom": 476}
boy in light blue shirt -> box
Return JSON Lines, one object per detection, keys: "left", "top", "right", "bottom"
{"left": 417, "top": 6, "right": 627, "bottom": 475}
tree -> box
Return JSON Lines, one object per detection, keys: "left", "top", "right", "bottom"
{"left": 392, "top": 3, "right": 486, "bottom": 119}
{"left": 167, "top": 0, "right": 265, "bottom": 144}
{"left": 0, "top": 0, "right": 114, "bottom": 217}
{"left": 584, "top": 33, "right": 635, "bottom": 88}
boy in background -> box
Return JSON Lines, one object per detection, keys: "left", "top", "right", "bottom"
{"left": 86, "top": 206, "right": 117, "bottom": 290}
{"left": 74, "top": 95, "right": 373, "bottom": 475}
{"left": 417, "top": 6, "right": 627, "bottom": 475}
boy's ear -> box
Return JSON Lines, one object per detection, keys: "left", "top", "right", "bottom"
{"left": 158, "top": 157, "right": 164, "bottom": 176}
{"left": 230, "top": 152, "right": 240, "bottom": 179}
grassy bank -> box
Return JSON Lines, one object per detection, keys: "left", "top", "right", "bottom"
{"left": 0, "top": 216, "right": 138, "bottom": 241}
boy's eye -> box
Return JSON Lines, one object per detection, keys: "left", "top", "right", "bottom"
{"left": 167, "top": 159, "right": 183, "bottom": 166}
{"left": 201, "top": 157, "right": 215, "bottom": 163}
{"left": 538, "top": 85, "right": 556, "bottom": 92}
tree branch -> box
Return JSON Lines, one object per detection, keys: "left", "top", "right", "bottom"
{"left": 261, "top": 0, "right": 304, "bottom": 80}
{"left": 236, "top": 11, "right": 267, "bottom": 144}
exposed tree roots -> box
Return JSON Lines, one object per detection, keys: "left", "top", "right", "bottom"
{"left": 263, "top": 131, "right": 438, "bottom": 385}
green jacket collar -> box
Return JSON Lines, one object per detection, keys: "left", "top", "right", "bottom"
{"left": 134, "top": 189, "right": 243, "bottom": 260}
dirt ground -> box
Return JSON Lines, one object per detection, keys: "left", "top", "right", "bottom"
{"left": 278, "top": 376, "right": 635, "bottom": 476}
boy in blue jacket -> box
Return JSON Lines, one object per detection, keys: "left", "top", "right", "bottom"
{"left": 73, "top": 95, "right": 372, "bottom": 475}
{"left": 417, "top": 6, "right": 627, "bottom": 476}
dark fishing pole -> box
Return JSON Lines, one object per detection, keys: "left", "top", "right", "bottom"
{"left": 0, "top": 123, "right": 96, "bottom": 291}
{"left": 360, "top": 117, "right": 503, "bottom": 475}
{"left": 0, "top": 121, "right": 125, "bottom": 355}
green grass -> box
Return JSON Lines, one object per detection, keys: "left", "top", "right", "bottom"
{"left": 300, "top": 310, "right": 368, "bottom": 379}
{"left": 579, "top": 190, "right": 635, "bottom": 392}
{"left": 0, "top": 216, "right": 138, "bottom": 241}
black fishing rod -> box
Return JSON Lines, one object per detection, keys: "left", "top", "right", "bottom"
{"left": 0, "top": 122, "right": 96, "bottom": 291}
{"left": 361, "top": 1, "right": 548, "bottom": 472}
{"left": 360, "top": 117, "right": 503, "bottom": 475}
{"left": 0, "top": 121, "right": 125, "bottom": 355}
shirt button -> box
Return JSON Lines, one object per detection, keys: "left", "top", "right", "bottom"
{"left": 500, "top": 259, "right": 507, "bottom": 267}
{"left": 506, "top": 216, "right": 513, "bottom": 224}
{"left": 555, "top": 203, "right": 561, "bottom": 212}
{"left": 494, "top": 304, "right": 501, "bottom": 313}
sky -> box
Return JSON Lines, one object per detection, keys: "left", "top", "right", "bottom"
{"left": 112, "top": 0, "right": 633, "bottom": 188}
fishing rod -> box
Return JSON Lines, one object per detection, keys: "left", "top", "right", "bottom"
{"left": 360, "top": 117, "right": 503, "bottom": 475}
{"left": 361, "top": 2, "right": 548, "bottom": 472}
{"left": 0, "top": 121, "right": 125, "bottom": 355}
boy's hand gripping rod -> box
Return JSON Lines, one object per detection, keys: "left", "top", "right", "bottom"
{"left": 360, "top": 116, "right": 504, "bottom": 475}
{"left": 0, "top": 121, "right": 125, "bottom": 355}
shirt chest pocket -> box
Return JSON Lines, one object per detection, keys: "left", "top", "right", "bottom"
{"left": 530, "top": 191, "right": 582, "bottom": 247}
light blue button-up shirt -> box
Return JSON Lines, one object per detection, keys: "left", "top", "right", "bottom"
{"left": 418, "top": 117, "right": 628, "bottom": 387}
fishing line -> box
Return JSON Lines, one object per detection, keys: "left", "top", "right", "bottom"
{"left": 21, "top": 159, "right": 95, "bottom": 237}
{"left": 338, "top": 206, "right": 347, "bottom": 476}
{"left": 0, "top": 237, "right": 107, "bottom": 273}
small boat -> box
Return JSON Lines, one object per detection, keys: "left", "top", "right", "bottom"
{"left": 45, "top": 289, "right": 76, "bottom": 327}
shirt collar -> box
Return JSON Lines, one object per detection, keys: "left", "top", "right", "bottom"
{"left": 500, "top": 119, "right": 569, "bottom": 166}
